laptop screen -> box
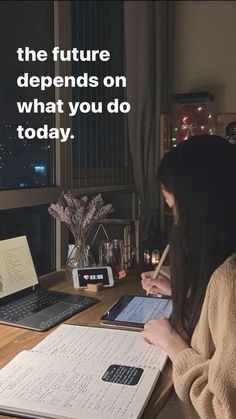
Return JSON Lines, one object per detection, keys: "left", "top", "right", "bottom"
{"left": 0, "top": 236, "right": 38, "bottom": 299}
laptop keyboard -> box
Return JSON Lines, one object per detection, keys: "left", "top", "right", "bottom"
{"left": 0, "top": 291, "right": 70, "bottom": 322}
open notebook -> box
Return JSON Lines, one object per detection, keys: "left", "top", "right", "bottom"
{"left": 0, "top": 324, "right": 168, "bottom": 419}
{"left": 0, "top": 236, "right": 99, "bottom": 330}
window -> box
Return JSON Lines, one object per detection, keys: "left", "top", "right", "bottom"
{"left": 0, "top": 1, "right": 136, "bottom": 276}
{"left": 71, "top": 0, "right": 133, "bottom": 189}
{"left": 70, "top": 1, "right": 136, "bottom": 260}
{"left": 0, "top": 1, "right": 58, "bottom": 273}
{"left": 0, "top": 0, "right": 55, "bottom": 190}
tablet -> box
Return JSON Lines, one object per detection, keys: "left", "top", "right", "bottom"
{"left": 100, "top": 295, "right": 172, "bottom": 329}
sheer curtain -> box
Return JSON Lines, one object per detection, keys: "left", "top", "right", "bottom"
{"left": 124, "top": 0, "right": 173, "bottom": 243}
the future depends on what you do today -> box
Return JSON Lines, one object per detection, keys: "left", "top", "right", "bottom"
{"left": 16, "top": 47, "right": 131, "bottom": 143}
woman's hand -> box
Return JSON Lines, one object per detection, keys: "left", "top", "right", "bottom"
{"left": 141, "top": 271, "right": 172, "bottom": 296}
{"left": 142, "top": 318, "right": 189, "bottom": 362}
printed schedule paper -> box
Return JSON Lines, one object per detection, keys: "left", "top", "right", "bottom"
{"left": 0, "top": 236, "right": 38, "bottom": 298}
{"left": 0, "top": 325, "right": 168, "bottom": 419}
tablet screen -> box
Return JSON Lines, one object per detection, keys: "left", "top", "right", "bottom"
{"left": 100, "top": 295, "right": 172, "bottom": 328}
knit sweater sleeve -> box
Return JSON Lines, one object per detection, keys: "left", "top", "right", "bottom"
{"left": 172, "top": 260, "right": 236, "bottom": 419}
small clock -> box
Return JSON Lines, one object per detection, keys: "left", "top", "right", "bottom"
{"left": 72, "top": 266, "right": 114, "bottom": 288}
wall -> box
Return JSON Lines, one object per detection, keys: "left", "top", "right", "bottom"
{"left": 173, "top": 1, "right": 236, "bottom": 113}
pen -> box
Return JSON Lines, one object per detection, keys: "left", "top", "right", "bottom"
{"left": 146, "top": 244, "right": 170, "bottom": 296}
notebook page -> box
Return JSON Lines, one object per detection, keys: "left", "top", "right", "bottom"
{"left": 33, "top": 324, "right": 167, "bottom": 371}
{"left": 0, "top": 350, "right": 160, "bottom": 419}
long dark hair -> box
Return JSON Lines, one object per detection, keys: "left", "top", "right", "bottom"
{"left": 158, "top": 135, "right": 236, "bottom": 337}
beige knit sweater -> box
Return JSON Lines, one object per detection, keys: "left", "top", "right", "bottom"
{"left": 173, "top": 253, "right": 236, "bottom": 419}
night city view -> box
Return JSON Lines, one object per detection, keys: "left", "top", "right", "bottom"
{"left": 0, "top": 1, "right": 54, "bottom": 190}
{"left": 0, "top": 117, "right": 53, "bottom": 189}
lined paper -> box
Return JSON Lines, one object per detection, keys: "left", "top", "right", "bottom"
{"left": 0, "top": 325, "right": 168, "bottom": 419}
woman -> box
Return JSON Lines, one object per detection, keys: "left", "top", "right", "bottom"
{"left": 141, "top": 134, "right": 236, "bottom": 419}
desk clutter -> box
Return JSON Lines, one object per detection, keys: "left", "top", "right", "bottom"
{"left": 0, "top": 324, "right": 168, "bottom": 419}
{"left": 70, "top": 243, "right": 128, "bottom": 290}
{"left": 0, "top": 234, "right": 171, "bottom": 418}
{"left": 51, "top": 192, "right": 138, "bottom": 288}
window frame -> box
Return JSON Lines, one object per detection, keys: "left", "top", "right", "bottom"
{"left": 0, "top": 1, "right": 72, "bottom": 272}
{"left": 0, "top": 1, "right": 136, "bottom": 275}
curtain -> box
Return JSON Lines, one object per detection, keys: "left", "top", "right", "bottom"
{"left": 124, "top": 0, "right": 173, "bottom": 243}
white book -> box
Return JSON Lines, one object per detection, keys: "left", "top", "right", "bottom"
{"left": 0, "top": 325, "right": 168, "bottom": 419}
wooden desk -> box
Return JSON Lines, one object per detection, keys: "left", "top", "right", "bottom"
{"left": 0, "top": 271, "right": 173, "bottom": 419}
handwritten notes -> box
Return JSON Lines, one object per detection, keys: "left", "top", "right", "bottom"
{"left": 33, "top": 324, "right": 168, "bottom": 370}
{"left": 0, "top": 325, "right": 167, "bottom": 418}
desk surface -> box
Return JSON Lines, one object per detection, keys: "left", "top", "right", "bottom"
{"left": 0, "top": 270, "right": 173, "bottom": 419}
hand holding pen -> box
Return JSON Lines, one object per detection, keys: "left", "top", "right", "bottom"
{"left": 141, "top": 244, "right": 171, "bottom": 296}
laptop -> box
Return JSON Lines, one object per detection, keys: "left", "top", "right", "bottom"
{"left": 0, "top": 236, "right": 99, "bottom": 331}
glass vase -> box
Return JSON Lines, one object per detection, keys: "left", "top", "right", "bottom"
{"left": 66, "top": 237, "right": 96, "bottom": 287}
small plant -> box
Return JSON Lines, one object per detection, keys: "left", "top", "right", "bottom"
{"left": 48, "top": 191, "right": 113, "bottom": 243}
